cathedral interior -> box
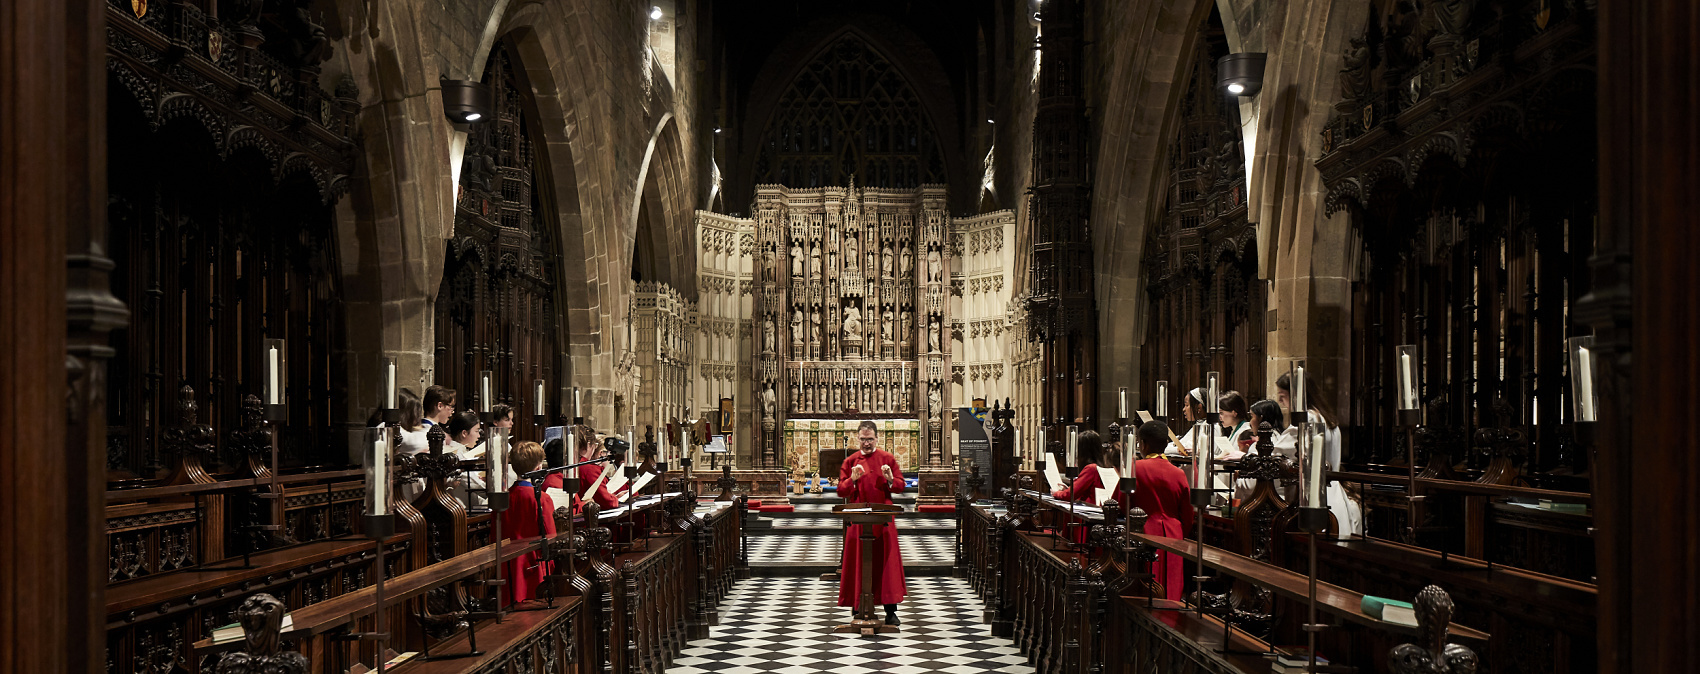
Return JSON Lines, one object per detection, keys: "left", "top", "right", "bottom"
{"left": 3, "top": 0, "right": 1697, "bottom": 672}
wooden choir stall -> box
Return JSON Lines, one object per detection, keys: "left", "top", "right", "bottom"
{"left": 957, "top": 419, "right": 1594, "bottom": 674}
{"left": 104, "top": 413, "right": 746, "bottom": 674}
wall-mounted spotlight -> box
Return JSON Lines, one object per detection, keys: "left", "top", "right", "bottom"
{"left": 714, "top": 127, "right": 722, "bottom": 134}
{"left": 650, "top": 6, "right": 663, "bottom": 20}
{"left": 441, "top": 78, "right": 491, "bottom": 124}
{"left": 1218, "top": 53, "right": 1267, "bottom": 97}
{"left": 987, "top": 119, "right": 995, "bottom": 124}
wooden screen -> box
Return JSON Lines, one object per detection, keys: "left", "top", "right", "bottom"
{"left": 1140, "top": 8, "right": 1263, "bottom": 413}
{"left": 433, "top": 46, "right": 563, "bottom": 438}
{"left": 104, "top": 82, "right": 347, "bottom": 486}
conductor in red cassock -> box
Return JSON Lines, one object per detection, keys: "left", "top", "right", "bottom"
{"left": 837, "top": 419, "right": 907, "bottom": 625}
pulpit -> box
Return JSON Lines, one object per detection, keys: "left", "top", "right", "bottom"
{"left": 830, "top": 502, "right": 904, "bottom": 636}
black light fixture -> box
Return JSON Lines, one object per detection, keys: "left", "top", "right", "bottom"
{"left": 1218, "top": 52, "right": 1267, "bottom": 97}
{"left": 441, "top": 78, "right": 491, "bottom": 124}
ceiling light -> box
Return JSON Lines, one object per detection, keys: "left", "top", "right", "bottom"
{"left": 441, "top": 78, "right": 491, "bottom": 124}
{"left": 1217, "top": 53, "right": 1267, "bottom": 97}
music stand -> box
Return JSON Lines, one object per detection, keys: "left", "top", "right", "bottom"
{"left": 829, "top": 502, "right": 904, "bottom": 636}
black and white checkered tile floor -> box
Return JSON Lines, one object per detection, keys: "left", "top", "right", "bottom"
{"left": 747, "top": 533, "right": 957, "bottom": 566}
{"left": 671, "top": 577, "right": 1030, "bottom": 673}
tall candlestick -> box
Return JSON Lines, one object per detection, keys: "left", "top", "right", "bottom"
{"left": 383, "top": 357, "right": 397, "bottom": 410}
{"left": 566, "top": 427, "right": 579, "bottom": 480}
{"left": 1039, "top": 427, "right": 1048, "bottom": 466}
{"left": 1066, "top": 425, "right": 1079, "bottom": 468}
{"left": 1155, "top": 380, "right": 1168, "bottom": 418}
{"left": 1290, "top": 361, "right": 1307, "bottom": 425}
{"left": 1397, "top": 346, "right": 1418, "bottom": 411}
{"left": 1571, "top": 336, "right": 1597, "bottom": 423}
{"left": 1205, "top": 372, "right": 1220, "bottom": 414}
{"left": 268, "top": 345, "right": 281, "bottom": 405}
{"left": 1120, "top": 425, "right": 1135, "bottom": 477}
{"left": 1193, "top": 422, "right": 1214, "bottom": 491}
{"left": 1118, "top": 387, "right": 1128, "bottom": 420}
{"left": 365, "top": 427, "right": 390, "bottom": 517}
{"left": 1309, "top": 427, "right": 1325, "bottom": 504}
{"left": 1014, "top": 428, "right": 1023, "bottom": 464}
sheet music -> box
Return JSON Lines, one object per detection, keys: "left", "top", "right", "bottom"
{"left": 581, "top": 464, "right": 612, "bottom": 501}
{"left": 619, "top": 472, "right": 657, "bottom": 502}
{"left": 544, "top": 487, "right": 571, "bottom": 506}
{"left": 1136, "top": 410, "right": 1154, "bottom": 423}
{"left": 1043, "top": 453, "right": 1067, "bottom": 493}
{"left": 1094, "top": 465, "right": 1120, "bottom": 505}
{"left": 605, "top": 466, "right": 630, "bottom": 493}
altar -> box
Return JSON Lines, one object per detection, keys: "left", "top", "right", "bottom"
{"left": 784, "top": 418, "right": 921, "bottom": 476}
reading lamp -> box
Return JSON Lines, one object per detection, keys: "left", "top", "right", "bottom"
{"left": 441, "top": 78, "right": 491, "bottom": 123}
{"left": 1218, "top": 52, "right": 1267, "bottom": 96}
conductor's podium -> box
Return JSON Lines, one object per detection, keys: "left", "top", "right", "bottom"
{"left": 831, "top": 502, "right": 904, "bottom": 636}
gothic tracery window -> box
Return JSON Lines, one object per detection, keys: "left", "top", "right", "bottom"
{"left": 754, "top": 35, "right": 947, "bottom": 189}
{"left": 434, "top": 46, "right": 563, "bottom": 437}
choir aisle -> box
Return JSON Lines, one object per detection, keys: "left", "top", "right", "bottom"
{"left": 670, "top": 577, "right": 1029, "bottom": 674}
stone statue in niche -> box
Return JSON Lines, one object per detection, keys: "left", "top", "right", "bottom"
{"left": 929, "top": 319, "right": 941, "bottom": 353}
{"left": 792, "top": 309, "right": 803, "bottom": 343}
{"left": 1430, "top": 0, "right": 1473, "bottom": 43}
{"left": 762, "top": 248, "right": 775, "bottom": 281}
{"left": 760, "top": 384, "right": 776, "bottom": 420}
{"left": 843, "top": 307, "right": 863, "bottom": 345}
{"left": 791, "top": 244, "right": 804, "bottom": 276}
{"left": 928, "top": 387, "right": 942, "bottom": 417}
{"left": 763, "top": 316, "right": 775, "bottom": 353}
{"left": 810, "top": 244, "right": 822, "bottom": 277}
{"left": 810, "top": 308, "right": 822, "bottom": 344}
{"left": 927, "top": 249, "right": 943, "bottom": 284}
{"left": 900, "top": 248, "right": 913, "bottom": 278}
{"left": 1338, "top": 34, "right": 1372, "bottom": 103}
{"left": 844, "top": 236, "right": 858, "bottom": 268}
{"left": 882, "top": 245, "right": 894, "bottom": 277}
{"left": 900, "top": 310, "right": 912, "bottom": 342}
{"left": 882, "top": 309, "right": 894, "bottom": 343}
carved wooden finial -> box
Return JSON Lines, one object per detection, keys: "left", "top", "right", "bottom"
{"left": 207, "top": 593, "right": 308, "bottom": 674}
{"left": 426, "top": 423, "right": 446, "bottom": 455}
{"left": 1389, "top": 585, "right": 1479, "bottom": 674}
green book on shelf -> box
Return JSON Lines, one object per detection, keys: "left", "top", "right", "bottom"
{"left": 1361, "top": 595, "right": 1417, "bottom": 627}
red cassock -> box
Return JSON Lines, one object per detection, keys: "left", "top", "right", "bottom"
{"left": 837, "top": 449, "right": 908, "bottom": 607}
{"left": 1130, "top": 456, "right": 1195, "bottom": 601}
{"left": 501, "top": 481, "right": 557, "bottom": 605}
{"left": 1052, "top": 463, "right": 1106, "bottom": 544}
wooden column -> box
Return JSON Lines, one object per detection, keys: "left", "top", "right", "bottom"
{"left": 2, "top": 0, "right": 121, "bottom": 672}
{"left": 1592, "top": 1, "right": 1700, "bottom": 672}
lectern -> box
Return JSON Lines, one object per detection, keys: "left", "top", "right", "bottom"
{"left": 830, "top": 502, "right": 904, "bottom": 636}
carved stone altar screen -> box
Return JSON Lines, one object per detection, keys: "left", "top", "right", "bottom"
{"left": 750, "top": 181, "right": 951, "bottom": 468}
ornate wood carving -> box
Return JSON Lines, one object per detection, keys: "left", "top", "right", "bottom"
{"left": 1024, "top": 0, "right": 1098, "bottom": 435}
{"left": 1141, "top": 8, "right": 1262, "bottom": 414}
{"left": 434, "top": 45, "right": 564, "bottom": 440}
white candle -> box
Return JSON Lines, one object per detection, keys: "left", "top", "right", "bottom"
{"left": 268, "top": 345, "right": 281, "bottom": 405}
{"left": 1292, "top": 365, "right": 1307, "bottom": 420}
{"left": 567, "top": 428, "right": 579, "bottom": 480}
{"left": 1066, "top": 425, "right": 1079, "bottom": 468}
{"left": 481, "top": 371, "right": 492, "bottom": 413}
{"left": 1206, "top": 373, "right": 1220, "bottom": 414}
{"left": 1308, "top": 427, "right": 1326, "bottom": 507}
{"left": 1014, "top": 428, "right": 1023, "bottom": 462}
{"left": 574, "top": 387, "right": 583, "bottom": 418}
{"left": 1194, "top": 422, "right": 1214, "bottom": 491}
{"left": 1118, "top": 387, "right": 1128, "bottom": 420}
{"left": 534, "top": 379, "right": 545, "bottom": 417}
{"left": 1039, "top": 427, "right": 1048, "bottom": 465}
{"left": 1400, "top": 353, "right": 1417, "bottom": 409}
{"left": 1156, "top": 381, "right": 1168, "bottom": 418}
{"left": 951, "top": 429, "right": 959, "bottom": 458}
{"left": 371, "top": 436, "right": 389, "bottom": 516}
{"left": 1577, "top": 346, "right": 1595, "bottom": 422}
{"left": 385, "top": 359, "right": 397, "bottom": 409}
